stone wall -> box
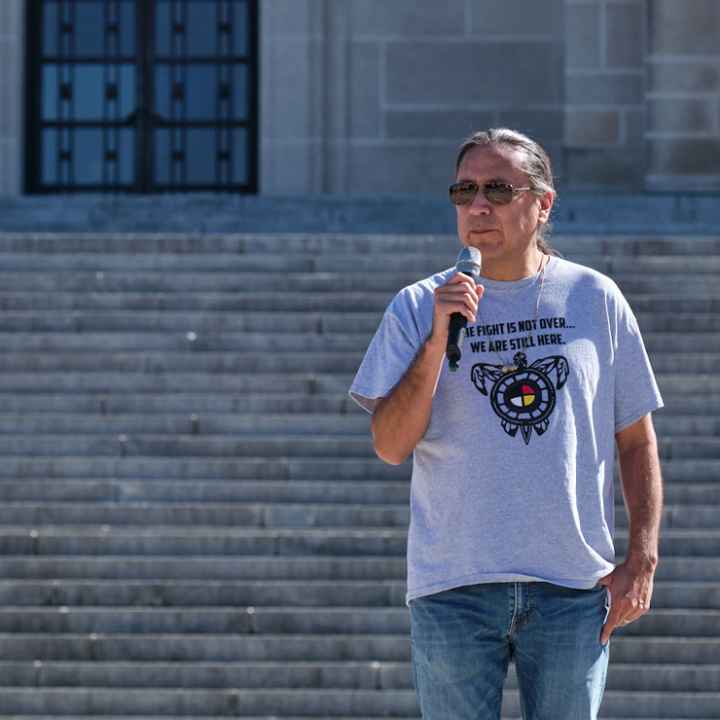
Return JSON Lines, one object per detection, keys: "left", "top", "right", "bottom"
{"left": 0, "top": 1, "right": 718, "bottom": 195}
{"left": 259, "top": 0, "right": 719, "bottom": 195}
{"left": 0, "top": 0, "right": 24, "bottom": 196}
{"left": 564, "top": 0, "right": 647, "bottom": 189}
{"left": 260, "top": 0, "right": 566, "bottom": 195}
{"left": 646, "top": 0, "right": 720, "bottom": 190}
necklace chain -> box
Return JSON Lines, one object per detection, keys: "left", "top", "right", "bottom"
{"left": 479, "top": 252, "right": 548, "bottom": 374}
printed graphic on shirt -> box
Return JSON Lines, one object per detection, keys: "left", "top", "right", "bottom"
{"left": 471, "top": 352, "right": 569, "bottom": 445}
{"left": 464, "top": 314, "right": 573, "bottom": 353}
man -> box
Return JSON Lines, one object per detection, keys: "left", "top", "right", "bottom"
{"left": 347, "top": 128, "right": 664, "bottom": 719}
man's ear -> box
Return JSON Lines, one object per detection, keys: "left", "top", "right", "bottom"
{"left": 537, "top": 191, "right": 555, "bottom": 224}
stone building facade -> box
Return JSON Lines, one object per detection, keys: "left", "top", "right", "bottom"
{"left": 1, "top": 0, "right": 718, "bottom": 196}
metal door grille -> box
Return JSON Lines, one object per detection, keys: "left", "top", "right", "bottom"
{"left": 26, "top": 0, "right": 258, "bottom": 193}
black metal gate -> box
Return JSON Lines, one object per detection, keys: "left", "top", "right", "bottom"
{"left": 25, "top": 0, "right": 258, "bottom": 193}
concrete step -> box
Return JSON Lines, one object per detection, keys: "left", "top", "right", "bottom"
{"left": 0, "top": 230, "right": 713, "bottom": 719}
{"left": 0, "top": 606, "right": 717, "bottom": 636}
{"left": 0, "top": 634, "right": 717, "bottom": 669}
{"left": 0, "top": 526, "right": 716, "bottom": 558}
{"left": 0, "top": 686, "right": 409, "bottom": 716}
{"left": 0, "top": 433, "right": 712, "bottom": 460}
{"left": 0, "top": 371, "right": 354, "bottom": 394}
{"left": 0, "top": 469, "right": 703, "bottom": 501}
{"left": 0, "top": 330, "right": 714, "bottom": 354}
{"left": 571, "top": 691, "right": 720, "bottom": 719}
{"left": 0, "top": 454, "right": 417, "bottom": 480}
{"left": 0, "top": 579, "right": 404, "bottom": 608}
{"left": 0, "top": 717, "right": 419, "bottom": 720}
{"left": 0, "top": 716, "right": 697, "bottom": 720}
{"left": 0, "top": 290, "right": 397, "bottom": 312}
{"left": 0, "top": 717, "right": 420, "bottom": 720}
{"left": 0, "top": 632, "right": 720, "bottom": 676}
{"left": 0, "top": 556, "right": 716, "bottom": 581}
{"left": 0, "top": 393, "right": 360, "bottom": 414}
{"left": 0, "top": 413, "right": 709, "bottom": 438}
{"left": 0, "top": 478, "right": 423, "bottom": 503}
{"left": 0, "top": 522, "right": 708, "bottom": 559}
{"left": 0, "top": 350, "right": 711, "bottom": 375}
{"left": 0, "top": 579, "right": 714, "bottom": 609}
{"left": 0, "top": 310, "right": 716, "bottom": 334}
{"left": 0, "top": 556, "right": 410, "bottom": 580}
{"left": 0, "top": 353, "right": 369, "bottom": 375}
{"left": 0, "top": 500, "right": 705, "bottom": 529}
{"left": 0, "top": 333, "right": 378, "bottom": 353}
{"left": 0, "top": 475, "right": 712, "bottom": 505}
{"left": 0, "top": 370, "right": 704, "bottom": 397}
{"left": 0, "top": 456, "right": 714, "bottom": 482}
{"left": 0, "top": 291, "right": 719, "bottom": 314}
{"left": 0, "top": 272, "right": 430, "bottom": 293}
{"left": 0, "top": 658, "right": 406, "bottom": 689}
{"left": 0, "top": 391, "right": 711, "bottom": 417}
{"left": 6, "top": 527, "right": 720, "bottom": 558}
{"left": 5, "top": 251, "right": 720, "bottom": 275}
{"left": 0, "top": 716, "right": 699, "bottom": 720}
{"left": 0, "top": 660, "right": 716, "bottom": 693}
{"left": 0, "top": 353, "right": 374, "bottom": 374}
{"left": 0, "top": 434, "right": 373, "bottom": 457}
{"left": 0, "top": 411, "right": 388, "bottom": 437}
{"left": 0, "top": 269, "right": 716, "bottom": 295}
{"left": 1, "top": 231, "right": 720, "bottom": 255}
{"left": 0, "top": 413, "right": 355, "bottom": 437}
{"left": 0, "top": 685, "right": 706, "bottom": 719}
{"left": 0, "top": 310, "right": 343, "bottom": 333}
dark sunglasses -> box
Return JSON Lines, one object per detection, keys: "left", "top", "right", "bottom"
{"left": 449, "top": 180, "right": 532, "bottom": 206}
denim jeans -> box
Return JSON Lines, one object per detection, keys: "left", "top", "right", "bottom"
{"left": 409, "top": 581, "right": 612, "bottom": 720}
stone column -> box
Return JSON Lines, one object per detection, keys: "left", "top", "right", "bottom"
{"left": 646, "top": 0, "right": 720, "bottom": 190}
{"left": 259, "top": 0, "right": 350, "bottom": 194}
{"left": 0, "top": 0, "right": 25, "bottom": 196}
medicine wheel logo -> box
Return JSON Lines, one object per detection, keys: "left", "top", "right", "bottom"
{"left": 470, "top": 352, "right": 569, "bottom": 445}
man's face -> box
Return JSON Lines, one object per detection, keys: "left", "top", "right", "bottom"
{"left": 455, "top": 144, "right": 554, "bottom": 262}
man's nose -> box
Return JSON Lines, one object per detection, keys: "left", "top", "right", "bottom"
{"left": 468, "top": 190, "right": 492, "bottom": 215}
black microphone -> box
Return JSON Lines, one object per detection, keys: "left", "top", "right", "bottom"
{"left": 446, "top": 246, "right": 482, "bottom": 372}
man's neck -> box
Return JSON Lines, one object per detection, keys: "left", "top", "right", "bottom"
{"left": 480, "top": 250, "right": 545, "bottom": 281}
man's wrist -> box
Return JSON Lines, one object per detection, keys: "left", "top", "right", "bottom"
{"left": 625, "top": 552, "right": 658, "bottom": 573}
{"left": 426, "top": 333, "right": 447, "bottom": 354}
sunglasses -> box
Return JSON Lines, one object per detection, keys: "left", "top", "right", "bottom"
{"left": 449, "top": 180, "right": 533, "bottom": 206}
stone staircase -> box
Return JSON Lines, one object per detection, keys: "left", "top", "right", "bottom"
{"left": 0, "top": 231, "right": 717, "bottom": 719}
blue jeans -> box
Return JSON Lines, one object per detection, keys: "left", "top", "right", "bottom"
{"left": 409, "top": 581, "right": 612, "bottom": 720}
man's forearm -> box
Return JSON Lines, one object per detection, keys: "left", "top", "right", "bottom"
{"left": 370, "top": 336, "right": 446, "bottom": 465}
{"left": 618, "top": 441, "right": 663, "bottom": 571}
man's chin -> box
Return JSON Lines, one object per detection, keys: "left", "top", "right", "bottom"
{"left": 466, "top": 234, "right": 502, "bottom": 251}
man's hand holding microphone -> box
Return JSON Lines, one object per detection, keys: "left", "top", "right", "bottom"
{"left": 370, "top": 247, "right": 483, "bottom": 465}
{"left": 435, "top": 247, "right": 484, "bottom": 370}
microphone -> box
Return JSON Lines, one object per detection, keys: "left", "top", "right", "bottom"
{"left": 446, "top": 246, "right": 482, "bottom": 372}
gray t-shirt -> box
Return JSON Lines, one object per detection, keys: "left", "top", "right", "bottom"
{"left": 348, "top": 255, "right": 664, "bottom": 607}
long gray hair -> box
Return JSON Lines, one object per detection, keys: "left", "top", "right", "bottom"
{"left": 455, "top": 128, "right": 560, "bottom": 257}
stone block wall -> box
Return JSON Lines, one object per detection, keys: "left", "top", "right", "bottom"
{"left": 646, "top": 0, "right": 720, "bottom": 190}
{"left": 0, "top": 0, "right": 718, "bottom": 195}
{"left": 0, "top": 0, "right": 24, "bottom": 196}
{"left": 564, "top": 0, "right": 647, "bottom": 189}
{"left": 259, "top": 0, "right": 718, "bottom": 195}
{"left": 260, "top": 0, "right": 566, "bottom": 195}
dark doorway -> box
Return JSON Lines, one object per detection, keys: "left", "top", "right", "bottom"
{"left": 25, "top": 0, "right": 258, "bottom": 193}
